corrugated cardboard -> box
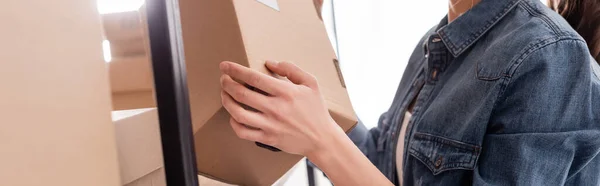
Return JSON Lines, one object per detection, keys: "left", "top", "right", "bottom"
{"left": 102, "top": 10, "right": 146, "bottom": 42}
{"left": 101, "top": 9, "right": 156, "bottom": 110}
{"left": 104, "top": 0, "right": 357, "bottom": 185}
{"left": 112, "top": 108, "right": 163, "bottom": 185}
{"left": 108, "top": 56, "right": 156, "bottom": 110}
{"left": 178, "top": 0, "right": 358, "bottom": 185}
{"left": 125, "top": 168, "right": 166, "bottom": 186}
{"left": 0, "top": 0, "right": 121, "bottom": 185}
{"left": 101, "top": 9, "right": 149, "bottom": 58}
{"left": 112, "top": 108, "right": 288, "bottom": 186}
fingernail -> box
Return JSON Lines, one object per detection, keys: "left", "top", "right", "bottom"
{"left": 266, "top": 60, "right": 278, "bottom": 66}
{"left": 220, "top": 61, "right": 229, "bottom": 71}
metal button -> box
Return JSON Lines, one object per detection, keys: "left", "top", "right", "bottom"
{"left": 431, "top": 69, "right": 439, "bottom": 79}
{"left": 432, "top": 37, "right": 442, "bottom": 43}
{"left": 435, "top": 157, "right": 443, "bottom": 168}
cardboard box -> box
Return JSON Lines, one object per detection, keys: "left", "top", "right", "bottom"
{"left": 112, "top": 108, "right": 291, "bottom": 186}
{"left": 113, "top": 108, "right": 164, "bottom": 185}
{"left": 1, "top": 0, "right": 121, "bottom": 185}
{"left": 101, "top": 9, "right": 156, "bottom": 110}
{"left": 101, "top": 10, "right": 148, "bottom": 55}
{"left": 108, "top": 56, "right": 156, "bottom": 110}
{"left": 179, "top": 0, "right": 358, "bottom": 185}
{"left": 125, "top": 168, "right": 166, "bottom": 186}
{"left": 105, "top": 0, "right": 357, "bottom": 185}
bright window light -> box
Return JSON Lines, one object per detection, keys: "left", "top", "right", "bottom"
{"left": 97, "top": 0, "right": 145, "bottom": 14}
{"left": 102, "top": 40, "right": 112, "bottom": 63}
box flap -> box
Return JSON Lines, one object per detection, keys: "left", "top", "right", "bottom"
{"left": 195, "top": 109, "right": 303, "bottom": 186}
{"left": 113, "top": 108, "right": 164, "bottom": 185}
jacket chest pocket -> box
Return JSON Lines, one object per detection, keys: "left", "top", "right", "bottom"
{"left": 408, "top": 132, "right": 481, "bottom": 175}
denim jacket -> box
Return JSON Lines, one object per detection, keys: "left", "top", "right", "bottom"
{"left": 347, "top": 0, "right": 600, "bottom": 185}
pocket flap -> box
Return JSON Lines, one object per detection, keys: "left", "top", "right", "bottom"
{"left": 408, "top": 132, "right": 481, "bottom": 175}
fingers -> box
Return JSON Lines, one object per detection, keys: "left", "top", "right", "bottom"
{"left": 220, "top": 61, "right": 288, "bottom": 96}
{"left": 265, "top": 61, "right": 318, "bottom": 88}
{"left": 229, "top": 118, "right": 267, "bottom": 143}
{"left": 221, "top": 74, "right": 273, "bottom": 113}
{"left": 221, "top": 91, "right": 272, "bottom": 131}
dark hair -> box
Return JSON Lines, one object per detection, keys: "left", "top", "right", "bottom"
{"left": 549, "top": 0, "right": 600, "bottom": 62}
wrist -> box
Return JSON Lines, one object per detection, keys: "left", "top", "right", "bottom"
{"left": 306, "top": 120, "right": 347, "bottom": 164}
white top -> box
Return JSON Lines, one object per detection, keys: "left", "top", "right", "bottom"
{"left": 396, "top": 111, "right": 412, "bottom": 184}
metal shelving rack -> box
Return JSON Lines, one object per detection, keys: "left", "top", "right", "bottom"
{"left": 145, "top": 0, "right": 199, "bottom": 185}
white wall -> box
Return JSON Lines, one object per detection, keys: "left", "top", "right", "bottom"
{"left": 329, "top": 0, "right": 447, "bottom": 128}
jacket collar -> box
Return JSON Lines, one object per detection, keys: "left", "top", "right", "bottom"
{"left": 436, "top": 0, "right": 522, "bottom": 57}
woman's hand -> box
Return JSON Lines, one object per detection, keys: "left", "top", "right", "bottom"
{"left": 219, "top": 60, "right": 344, "bottom": 157}
{"left": 220, "top": 60, "right": 394, "bottom": 186}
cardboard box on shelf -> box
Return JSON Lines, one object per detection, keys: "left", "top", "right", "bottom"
{"left": 1, "top": 0, "right": 122, "bottom": 185}
{"left": 112, "top": 108, "right": 163, "bottom": 185}
{"left": 112, "top": 108, "right": 291, "bottom": 186}
{"left": 101, "top": 9, "right": 149, "bottom": 60}
{"left": 101, "top": 8, "right": 156, "bottom": 110}
{"left": 101, "top": 10, "right": 148, "bottom": 51}
{"left": 105, "top": 0, "right": 357, "bottom": 185}
{"left": 108, "top": 55, "right": 156, "bottom": 110}
{"left": 124, "top": 168, "right": 166, "bottom": 186}
{"left": 179, "top": 0, "right": 358, "bottom": 185}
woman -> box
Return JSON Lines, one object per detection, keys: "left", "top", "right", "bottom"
{"left": 218, "top": 0, "right": 600, "bottom": 185}
{"left": 549, "top": 0, "right": 600, "bottom": 62}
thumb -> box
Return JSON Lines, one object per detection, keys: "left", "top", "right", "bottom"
{"left": 265, "top": 61, "right": 317, "bottom": 88}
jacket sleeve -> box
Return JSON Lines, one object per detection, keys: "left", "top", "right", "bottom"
{"left": 348, "top": 117, "right": 381, "bottom": 165}
{"left": 473, "top": 39, "right": 600, "bottom": 185}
